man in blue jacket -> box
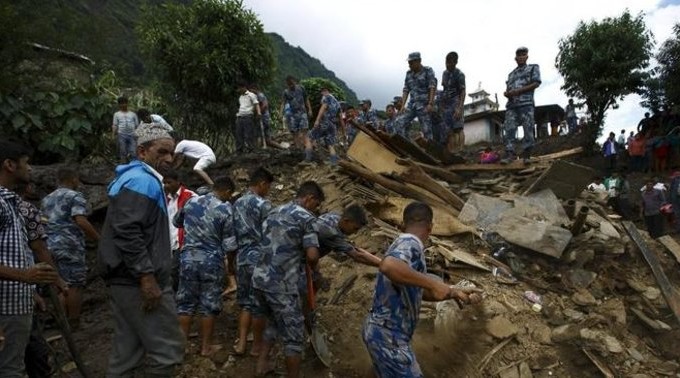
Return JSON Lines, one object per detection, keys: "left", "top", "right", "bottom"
{"left": 97, "top": 124, "right": 185, "bottom": 377}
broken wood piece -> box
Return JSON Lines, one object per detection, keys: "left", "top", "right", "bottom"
{"left": 656, "top": 235, "right": 680, "bottom": 265}
{"left": 477, "top": 337, "right": 514, "bottom": 372}
{"left": 447, "top": 161, "right": 544, "bottom": 171}
{"left": 435, "top": 245, "right": 490, "bottom": 271}
{"left": 571, "top": 206, "right": 590, "bottom": 236}
{"left": 368, "top": 196, "right": 473, "bottom": 236}
{"left": 339, "top": 160, "right": 453, "bottom": 212}
{"left": 630, "top": 307, "right": 672, "bottom": 330}
{"left": 397, "top": 160, "right": 465, "bottom": 210}
{"left": 582, "top": 348, "right": 615, "bottom": 378}
{"left": 533, "top": 146, "right": 583, "bottom": 161}
{"left": 347, "top": 131, "right": 406, "bottom": 174}
{"left": 395, "top": 158, "right": 463, "bottom": 184}
{"left": 388, "top": 134, "right": 440, "bottom": 165}
{"left": 329, "top": 274, "right": 358, "bottom": 305}
{"left": 352, "top": 123, "right": 402, "bottom": 156}
{"left": 623, "top": 221, "right": 680, "bottom": 325}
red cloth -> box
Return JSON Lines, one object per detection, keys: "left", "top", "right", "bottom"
{"left": 171, "top": 185, "right": 195, "bottom": 248}
{"left": 480, "top": 151, "right": 500, "bottom": 164}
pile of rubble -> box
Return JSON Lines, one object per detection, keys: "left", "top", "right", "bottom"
{"left": 301, "top": 128, "right": 680, "bottom": 377}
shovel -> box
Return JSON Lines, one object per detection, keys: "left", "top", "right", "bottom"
{"left": 305, "top": 265, "right": 332, "bottom": 367}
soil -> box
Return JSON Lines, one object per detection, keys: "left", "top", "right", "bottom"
{"left": 40, "top": 132, "right": 680, "bottom": 378}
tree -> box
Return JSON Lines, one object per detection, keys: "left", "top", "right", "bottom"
{"left": 137, "top": 0, "right": 274, "bottom": 154}
{"left": 657, "top": 23, "right": 680, "bottom": 109}
{"left": 555, "top": 10, "right": 654, "bottom": 145}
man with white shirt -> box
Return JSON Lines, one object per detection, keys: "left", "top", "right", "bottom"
{"left": 235, "top": 82, "right": 261, "bottom": 153}
{"left": 173, "top": 139, "right": 216, "bottom": 186}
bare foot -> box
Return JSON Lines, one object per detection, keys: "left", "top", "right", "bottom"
{"left": 200, "top": 344, "right": 223, "bottom": 357}
{"left": 232, "top": 338, "right": 246, "bottom": 356}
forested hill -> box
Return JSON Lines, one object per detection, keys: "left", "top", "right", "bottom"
{"left": 267, "top": 33, "right": 358, "bottom": 103}
{"left": 5, "top": 1, "right": 357, "bottom": 101}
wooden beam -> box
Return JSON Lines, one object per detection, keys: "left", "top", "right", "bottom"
{"left": 622, "top": 221, "right": 680, "bottom": 325}
{"left": 445, "top": 147, "right": 583, "bottom": 171}
{"left": 396, "top": 158, "right": 464, "bottom": 184}
{"left": 533, "top": 147, "right": 583, "bottom": 161}
{"left": 397, "top": 160, "right": 465, "bottom": 210}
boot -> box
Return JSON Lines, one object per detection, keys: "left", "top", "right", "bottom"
{"left": 500, "top": 151, "right": 516, "bottom": 164}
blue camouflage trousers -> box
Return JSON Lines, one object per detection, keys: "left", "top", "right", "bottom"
{"left": 308, "top": 122, "right": 337, "bottom": 147}
{"left": 236, "top": 262, "right": 256, "bottom": 312}
{"left": 55, "top": 256, "right": 87, "bottom": 287}
{"left": 288, "top": 112, "right": 309, "bottom": 133}
{"left": 362, "top": 319, "right": 422, "bottom": 378}
{"left": 251, "top": 289, "right": 305, "bottom": 356}
{"left": 176, "top": 254, "right": 225, "bottom": 316}
{"left": 396, "top": 106, "right": 433, "bottom": 141}
{"left": 503, "top": 105, "right": 535, "bottom": 153}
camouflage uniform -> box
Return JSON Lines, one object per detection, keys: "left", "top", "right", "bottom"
{"left": 397, "top": 66, "right": 437, "bottom": 140}
{"left": 504, "top": 63, "right": 541, "bottom": 154}
{"left": 309, "top": 93, "right": 341, "bottom": 147}
{"left": 174, "top": 193, "right": 237, "bottom": 316}
{"left": 282, "top": 85, "right": 309, "bottom": 132}
{"left": 41, "top": 188, "right": 89, "bottom": 286}
{"left": 315, "top": 213, "right": 353, "bottom": 258}
{"left": 363, "top": 108, "right": 379, "bottom": 128}
{"left": 441, "top": 68, "right": 466, "bottom": 136}
{"left": 384, "top": 115, "right": 397, "bottom": 135}
{"left": 362, "top": 234, "right": 426, "bottom": 378}
{"left": 233, "top": 190, "right": 272, "bottom": 312}
{"left": 251, "top": 201, "right": 319, "bottom": 356}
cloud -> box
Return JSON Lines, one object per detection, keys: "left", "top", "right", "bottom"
{"left": 244, "top": 0, "right": 680, "bottom": 142}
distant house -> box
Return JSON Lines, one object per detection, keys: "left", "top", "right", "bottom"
{"left": 462, "top": 83, "right": 565, "bottom": 145}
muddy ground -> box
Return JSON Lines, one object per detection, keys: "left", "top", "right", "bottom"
{"left": 38, "top": 132, "right": 680, "bottom": 378}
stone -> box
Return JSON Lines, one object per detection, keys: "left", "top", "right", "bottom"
{"left": 562, "top": 248, "right": 595, "bottom": 267}
{"left": 486, "top": 315, "right": 519, "bottom": 339}
{"left": 567, "top": 269, "right": 598, "bottom": 289}
{"left": 579, "top": 328, "right": 624, "bottom": 354}
{"left": 643, "top": 286, "right": 661, "bottom": 300}
{"left": 518, "top": 361, "right": 534, "bottom": 378}
{"left": 599, "top": 298, "right": 627, "bottom": 325}
{"left": 499, "top": 366, "right": 520, "bottom": 378}
{"left": 551, "top": 324, "right": 580, "bottom": 343}
{"left": 572, "top": 289, "right": 598, "bottom": 306}
{"left": 627, "top": 348, "right": 645, "bottom": 362}
{"left": 528, "top": 323, "right": 552, "bottom": 344}
{"left": 563, "top": 308, "right": 585, "bottom": 321}
{"left": 626, "top": 278, "right": 648, "bottom": 293}
{"left": 484, "top": 299, "right": 509, "bottom": 316}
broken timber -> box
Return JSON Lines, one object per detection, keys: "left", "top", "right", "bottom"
{"left": 396, "top": 158, "right": 464, "bottom": 184}
{"left": 656, "top": 235, "right": 680, "bottom": 265}
{"left": 622, "top": 221, "right": 680, "bottom": 325}
{"left": 397, "top": 160, "right": 465, "bottom": 210}
{"left": 446, "top": 147, "right": 584, "bottom": 172}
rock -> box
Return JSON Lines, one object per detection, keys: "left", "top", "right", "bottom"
{"left": 61, "top": 362, "right": 77, "bottom": 373}
{"left": 563, "top": 308, "right": 585, "bottom": 321}
{"left": 579, "top": 328, "right": 624, "bottom": 353}
{"left": 627, "top": 348, "right": 645, "bottom": 362}
{"left": 484, "top": 299, "right": 509, "bottom": 316}
{"left": 518, "top": 361, "right": 534, "bottom": 378}
{"left": 551, "top": 324, "right": 580, "bottom": 343}
{"left": 562, "top": 248, "right": 595, "bottom": 266}
{"left": 194, "top": 356, "right": 217, "bottom": 371}
{"left": 643, "top": 286, "right": 661, "bottom": 300}
{"left": 598, "top": 298, "right": 626, "bottom": 325}
{"left": 655, "top": 360, "right": 679, "bottom": 374}
{"left": 528, "top": 323, "right": 552, "bottom": 344}
{"left": 486, "top": 315, "right": 519, "bottom": 339}
{"left": 499, "top": 366, "right": 520, "bottom": 378}
{"left": 626, "top": 278, "right": 648, "bottom": 293}
{"left": 567, "top": 269, "right": 598, "bottom": 289}
{"left": 572, "top": 289, "right": 598, "bottom": 306}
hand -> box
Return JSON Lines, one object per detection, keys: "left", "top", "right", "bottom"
{"left": 449, "top": 286, "right": 484, "bottom": 305}
{"left": 23, "top": 263, "right": 59, "bottom": 284}
{"left": 503, "top": 91, "right": 511, "bottom": 98}
{"left": 55, "top": 278, "right": 69, "bottom": 296}
{"left": 313, "top": 121, "right": 320, "bottom": 129}
{"left": 33, "top": 293, "right": 47, "bottom": 312}
{"left": 426, "top": 103, "right": 434, "bottom": 113}
{"left": 140, "top": 274, "right": 162, "bottom": 312}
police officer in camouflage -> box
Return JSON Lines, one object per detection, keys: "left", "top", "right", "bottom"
{"left": 441, "top": 51, "right": 467, "bottom": 153}
{"left": 315, "top": 204, "right": 382, "bottom": 266}
{"left": 305, "top": 86, "right": 342, "bottom": 165}
{"left": 502, "top": 47, "right": 541, "bottom": 164}
{"left": 232, "top": 168, "right": 274, "bottom": 357}
{"left": 362, "top": 202, "right": 483, "bottom": 378}
{"left": 251, "top": 181, "right": 324, "bottom": 378}
{"left": 281, "top": 76, "right": 313, "bottom": 150}
{"left": 41, "top": 167, "right": 100, "bottom": 328}
{"left": 173, "top": 176, "right": 237, "bottom": 357}
{"left": 397, "top": 52, "right": 437, "bottom": 141}
{"left": 383, "top": 104, "right": 398, "bottom": 135}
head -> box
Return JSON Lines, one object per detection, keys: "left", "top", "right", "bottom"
{"left": 515, "top": 47, "right": 528, "bottom": 66}
{"left": 249, "top": 83, "right": 260, "bottom": 93}
{"left": 620, "top": 129, "right": 625, "bottom": 134}
{"left": 568, "top": 98, "right": 574, "bottom": 105}
{"left": 296, "top": 181, "right": 325, "bottom": 213}
{"left": 135, "top": 125, "right": 175, "bottom": 172}
{"left": 386, "top": 104, "right": 396, "bottom": 117}
{"left": 630, "top": 131, "right": 634, "bottom": 136}
{"left": 0, "top": 141, "right": 31, "bottom": 188}
{"left": 137, "top": 108, "right": 152, "bottom": 123}
{"left": 237, "top": 81, "right": 248, "bottom": 94}
{"left": 249, "top": 167, "right": 274, "bottom": 197}
{"left": 346, "top": 106, "right": 356, "bottom": 118}
{"left": 402, "top": 201, "right": 433, "bottom": 241}
{"left": 285, "top": 75, "right": 297, "bottom": 89}
{"left": 609, "top": 132, "right": 615, "bottom": 139}
{"left": 57, "top": 167, "right": 80, "bottom": 190}
{"left": 117, "top": 96, "right": 128, "bottom": 111}
{"left": 212, "top": 175, "right": 235, "bottom": 202}
{"left": 645, "top": 112, "right": 650, "bottom": 118}
{"left": 611, "top": 171, "right": 619, "bottom": 178}
{"left": 445, "top": 51, "right": 458, "bottom": 71}
{"left": 320, "top": 87, "right": 330, "bottom": 97}
{"left": 407, "top": 52, "right": 422, "bottom": 71}
{"left": 393, "top": 96, "right": 403, "bottom": 107}
{"left": 361, "top": 100, "right": 371, "bottom": 111}
{"left": 593, "top": 176, "right": 602, "bottom": 184}
{"left": 162, "top": 169, "right": 182, "bottom": 194}
{"left": 338, "top": 204, "right": 368, "bottom": 236}
{"left": 645, "top": 177, "right": 655, "bottom": 190}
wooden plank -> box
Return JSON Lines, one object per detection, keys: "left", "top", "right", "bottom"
{"left": 582, "top": 349, "right": 614, "bottom": 378}
{"left": 397, "top": 160, "right": 465, "bottom": 210}
{"left": 396, "top": 158, "right": 463, "bottom": 184}
{"left": 347, "top": 131, "right": 406, "bottom": 174}
{"left": 435, "top": 245, "right": 490, "bottom": 271}
{"left": 446, "top": 147, "right": 582, "bottom": 172}
{"left": 622, "top": 221, "right": 680, "bottom": 325}
{"left": 369, "top": 196, "right": 473, "bottom": 236}
{"left": 657, "top": 235, "right": 680, "bottom": 265}
{"left": 389, "top": 134, "right": 440, "bottom": 165}
{"left": 533, "top": 147, "right": 583, "bottom": 161}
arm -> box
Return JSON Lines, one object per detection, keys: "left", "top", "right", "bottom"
{"left": 0, "top": 263, "right": 58, "bottom": 284}
{"left": 305, "top": 97, "right": 313, "bottom": 117}
{"left": 347, "top": 247, "right": 381, "bottom": 267}
{"left": 305, "top": 246, "right": 320, "bottom": 270}
{"left": 314, "top": 102, "right": 328, "bottom": 127}
{"left": 455, "top": 88, "right": 466, "bottom": 119}
{"left": 74, "top": 215, "right": 100, "bottom": 241}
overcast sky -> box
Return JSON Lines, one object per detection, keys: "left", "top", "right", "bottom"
{"left": 243, "top": 0, "right": 680, "bottom": 141}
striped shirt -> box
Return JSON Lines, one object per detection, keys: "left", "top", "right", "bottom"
{"left": 0, "top": 186, "right": 34, "bottom": 315}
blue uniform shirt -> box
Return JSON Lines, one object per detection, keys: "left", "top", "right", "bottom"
{"left": 403, "top": 66, "right": 437, "bottom": 109}
{"left": 441, "top": 68, "right": 466, "bottom": 108}
{"left": 320, "top": 94, "right": 341, "bottom": 125}
{"left": 234, "top": 190, "right": 272, "bottom": 266}
{"left": 175, "top": 193, "right": 237, "bottom": 261}
{"left": 41, "top": 188, "right": 89, "bottom": 262}
{"left": 367, "top": 233, "right": 426, "bottom": 339}
{"left": 251, "top": 201, "right": 319, "bottom": 294}
{"left": 316, "top": 213, "right": 354, "bottom": 257}
{"left": 282, "top": 85, "right": 308, "bottom": 114}
{"left": 505, "top": 63, "right": 541, "bottom": 109}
